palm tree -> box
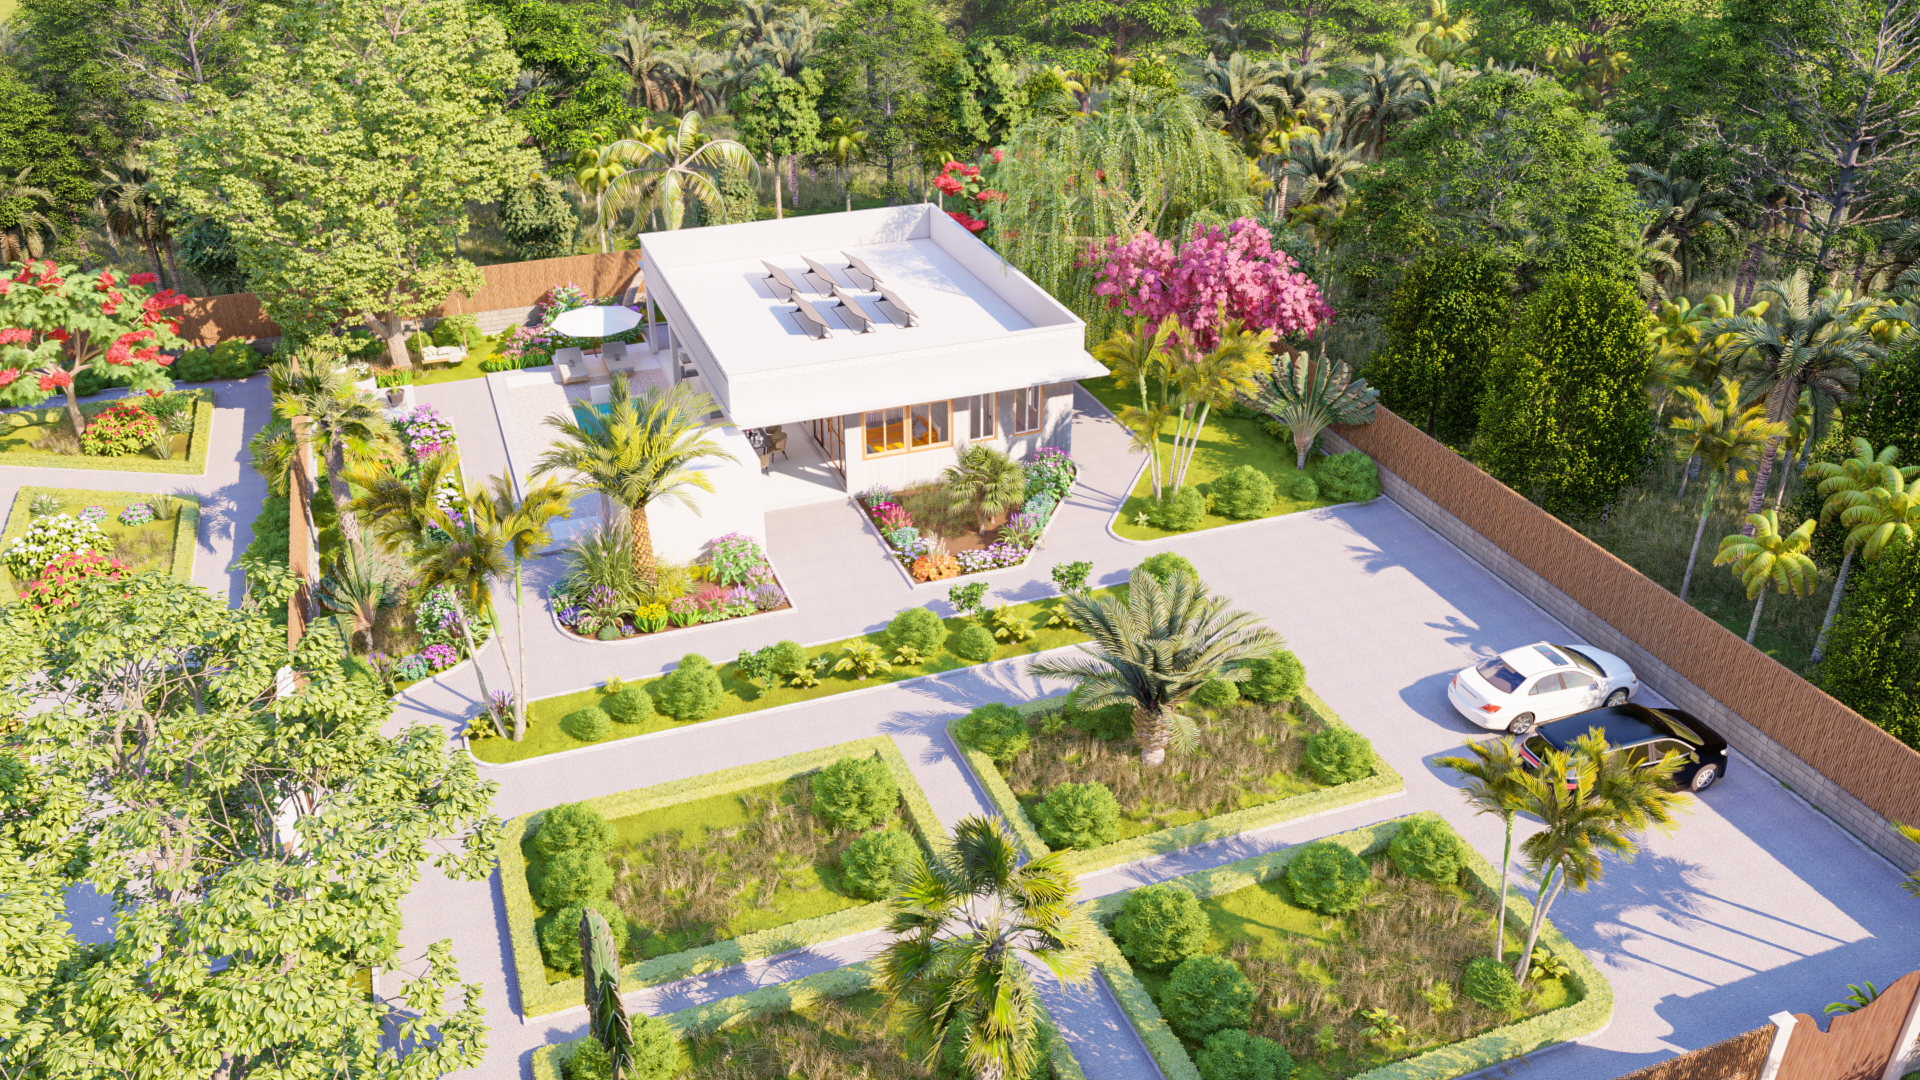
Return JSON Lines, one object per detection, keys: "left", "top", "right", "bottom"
{"left": 1163, "top": 319, "right": 1273, "bottom": 491}
{"left": 1410, "top": 0, "right": 1475, "bottom": 62}
{"left": 1434, "top": 739, "right": 1530, "bottom": 961}
{"left": 663, "top": 49, "right": 729, "bottom": 114}
{"left": 0, "top": 167, "right": 58, "bottom": 265}
{"left": 1628, "top": 166, "right": 1731, "bottom": 288}
{"left": 875, "top": 815, "right": 1093, "bottom": 1080}
{"left": 603, "top": 15, "right": 673, "bottom": 110}
{"left": 1346, "top": 54, "right": 1426, "bottom": 159}
{"left": 1093, "top": 319, "right": 1177, "bottom": 500}
{"left": 1510, "top": 728, "right": 1690, "bottom": 982}
{"left": 722, "top": 0, "right": 780, "bottom": 46}
{"left": 1287, "top": 127, "right": 1367, "bottom": 207}
{"left": 1713, "top": 510, "right": 1819, "bottom": 644}
{"left": 567, "top": 138, "right": 645, "bottom": 254}
{"left": 98, "top": 151, "right": 182, "bottom": 290}
{"left": 1704, "top": 270, "right": 1880, "bottom": 531}
{"left": 254, "top": 357, "right": 400, "bottom": 557}
{"left": 314, "top": 543, "right": 392, "bottom": 651}
{"left": 474, "top": 471, "right": 574, "bottom": 741}
{"left": 941, "top": 444, "right": 1028, "bottom": 534}
{"left": 1668, "top": 379, "right": 1789, "bottom": 602}
{"left": 618, "top": 112, "right": 754, "bottom": 231}
{"left": 820, "top": 116, "right": 869, "bottom": 212}
{"left": 1031, "top": 572, "right": 1284, "bottom": 766}
{"left": 349, "top": 451, "right": 464, "bottom": 555}
{"left": 532, "top": 376, "right": 734, "bottom": 586}
{"left": 1807, "top": 444, "right": 1920, "bottom": 663}
{"left": 1247, "top": 347, "right": 1379, "bottom": 471}
{"left": 1193, "top": 53, "right": 1286, "bottom": 153}
{"left": 415, "top": 496, "right": 517, "bottom": 740}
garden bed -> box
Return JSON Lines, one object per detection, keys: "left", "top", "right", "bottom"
{"left": 954, "top": 688, "right": 1403, "bottom": 875}
{"left": 549, "top": 533, "right": 793, "bottom": 643}
{"left": 1084, "top": 814, "right": 1611, "bottom": 1080}
{"left": 501, "top": 737, "right": 946, "bottom": 1017}
{"left": 1, "top": 487, "right": 200, "bottom": 604}
{"left": 0, "top": 388, "right": 214, "bottom": 474}
{"left": 857, "top": 446, "right": 1075, "bottom": 582}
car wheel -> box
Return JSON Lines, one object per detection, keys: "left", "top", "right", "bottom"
{"left": 1605, "top": 689, "right": 1630, "bottom": 707}
{"left": 1690, "top": 764, "right": 1719, "bottom": 792}
{"left": 1507, "top": 713, "right": 1536, "bottom": 736}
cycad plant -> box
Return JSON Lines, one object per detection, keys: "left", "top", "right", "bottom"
{"left": 1667, "top": 378, "right": 1789, "bottom": 602}
{"left": 1030, "top": 572, "right": 1283, "bottom": 766}
{"left": 941, "top": 445, "right": 1028, "bottom": 534}
{"left": 1434, "top": 739, "right": 1530, "bottom": 960}
{"left": 875, "top": 816, "right": 1093, "bottom": 1080}
{"left": 1806, "top": 444, "right": 1919, "bottom": 663}
{"left": 474, "top": 471, "right": 573, "bottom": 740}
{"left": 1247, "top": 347, "right": 1380, "bottom": 470}
{"left": 1713, "top": 510, "right": 1819, "bottom": 644}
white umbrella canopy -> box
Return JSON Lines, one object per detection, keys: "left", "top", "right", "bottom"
{"left": 549, "top": 305, "right": 643, "bottom": 338}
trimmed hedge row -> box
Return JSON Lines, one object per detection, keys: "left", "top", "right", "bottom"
{"left": 531, "top": 961, "right": 1089, "bottom": 1080}
{"left": 502, "top": 736, "right": 948, "bottom": 1018}
{"left": 1083, "top": 813, "right": 1615, "bottom": 1080}
{"left": 955, "top": 688, "right": 1404, "bottom": 874}
{"left": 1, "top": 486, "right": 200, "bottom": 602}
{"left": 0, "top": 390, "right": 215, "bottom": 474}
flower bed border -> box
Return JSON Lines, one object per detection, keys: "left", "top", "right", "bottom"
{"left": 1, "top": 485, "right": 201, "bottom": 603}
{"left": 544, "top": 558, "right": 798, "bottom": 645}
{"left": 0, "top": 389, "right": 215, "bottom": 474}
{"left": 1083, "top": 812, "right": 1614, "bottom": 1080}
{"left": 530, "top": 960, "right": 1088, "bottom": 1080}
{"left": 954, "top": 688, "right": 1405, "bottom": 876}
{"left": 501, "top": 735, "right": 947, "bottom": 1019}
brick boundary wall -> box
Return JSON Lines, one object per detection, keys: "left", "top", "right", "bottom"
{"left": 1323, "top": 413, "right": 1920, "bottom": 876}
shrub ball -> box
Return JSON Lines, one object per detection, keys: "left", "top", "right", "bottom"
{"left": 950, "top": 623, "right": 997, "bottom": 662}
{"left": 537, "top": 895, "right": 626, "bottom": 975}
{"left": 953, "top": 702, "right": 1031, "bottom": 761}
{"left": 1241, "top": 651, "right": 1306, "bottom": 705}
{"left": 1316, "top": 451, "right": 1381, "bottom": 503}
{"left": 563, "top": 1033, "right": 613, "bottom": 1080}
{"left": 1112, "top": 883, "right": 1211, "bottom": 970}
{"left": 562, "top": 705, "right": 613, "bottom": 742}
{"left": 839, "top": 829, "right": 921, "bottom": 901}
{"left": 1388, "top": 816, "right": 1468, "bottom": 884}
{"left": 1286, "top": 840, "right": 1370, "bottom": 915}
{"left": 888, "top": 606, "right": 947, "bottom": 655}
{"left": 1289, "top": 476, "right": 1319, "bottom": 502}
{"left": 1032, "top": 781, "right": 1121, "bottom": 851}
{"left": 1150, "top": 486, "right": 1206, "bottom": 530}
{"left": 533, "top": 802, "right": 617, "bottom": 858}
{"left": 1197, "top": 1029, "right": 1294, "bottom": 1080}
{"left": 810, "top": 756, "right": 899, "bottom": 832}
{"left": 1192, "top": 678, "right": 1240, "bottom": 709}
{"left": 628, "top": 1013, "right": 680, "bottom": 1080}
{"left": 1303, "top": 727, "right": 1372, "bottom": 784}
{"left": 656, "top": 653, "right": 725, "bottom": 720}
{"left": 534, "top": 848, "right": 615, "bottom": 909}
{"left": 1161, "top": 955, "right": 1258, "bottom": 1041}
{"left": 603, "top": 685, "right": 654, "bottom": 725}
{"left": 1136, "top": 552, "right": 1197, "bottom": 584}
{"left": 1066, "top": 701, "right": 1134, "bottom": 740}
{"left": 768, "top": 639, "right": 811, "bottom": 677}
{"left": 1211, "top": 465, "right": 1277, "bottom": 520}
{"left": 1462, "top": 956, "right": 1525, "bottom": 1013}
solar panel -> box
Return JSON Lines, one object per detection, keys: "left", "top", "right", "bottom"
{"left": 800, "top": 255, "right": 842, "bottom": 291}
{"left": 875, "top": 283, "right": 920, "bottom": 327}
{"left": 841, "top": 251, "right": 882, "bottom": 289}
{"left": 829, "top": 285, "right": 877, "bottom": 333}
{"left": 761, "top": 260, "right": 806, "bottom": 300}
{"left": 790, "top": 295, "right": 835, "bottom": 338}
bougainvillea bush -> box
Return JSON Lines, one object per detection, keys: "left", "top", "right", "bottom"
{"left": 933, "top": 153, "right": 1004, "bottom": 236}
{"left": 78, "top": 402, "right": 162, "bottom": 457}
{"left": 1083, "top": 218, "right": 1332, "bottom": 350}
{"left": 2, "top": 513, "right": 112, "bottom": 580}
{"left": 20, "top": 551, "right": 129, "bottom": 611}
{"left": 0, "top": 263, "right": 187, "bottom": 443}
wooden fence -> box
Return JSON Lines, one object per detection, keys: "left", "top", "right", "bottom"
{"left": 172, "top": 250, "right": 645, "bottom": 347}
{"left": 1329, "top": 408, "right": 1920, "bottom": 831}
{"left": 1777, "top": 970, "right": 1920, "bottom": 1079}
{"left": 1612, "top": 1027, "right": 1775, "bottom": 1080}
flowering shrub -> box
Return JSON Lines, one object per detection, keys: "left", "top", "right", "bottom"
{"left": 750, "top": 582, "right": 787, "bottom": 611}
{"left": 422, "top": 643, "right": 460, "bottom": 670}
{"left": 634, "top": 603, "right": 669, "bottom": 632}
{"left": 415, "top": 583, "right": 466, "bottom": 644}
{"left": 707, "top": 532, "right": 769, "bottom": 586}
{"left": 80, "top": 403, "right": 161, "bottom": 457}
{"left": 1026, "top": 447, "right": 1076, "bottom": 502}
{"left": 78, "top": 505, "right": 107, "bottom": 524}
{"left": 667, "top": 595, "right": 703, "bottom": 627}
{"left": 858, "top": 485, "right": 893, "bottom": 508}
{"left": 395, "top": 404, "right": 457, "bottom": 463}
{"left": 535, "top": 282, "right": 588, "bottom": 320}
{"left": 912, "top": 551, "right": 961, "bottom": 582}
{"left": 2, "top": 513, "right": 111, "bottom": 579}
{"left": 118, "top": 503, "right": 156, "bottom": 527}
{"left": 885, "top": 526, "right": 919, "bottom": 550}
{"left": 954, "top": 543, "right": 1030, "bottom": 573}
{"left": 21, "top": 551, "right": 129, "bottom": 611}
{"left": 393, "top": 653, "right": 433, "bottom": 682}
{"left": 934, "top": 160, "right": 1001, "bottom": 236}
{"left": 1083, "top": 218, "right": 1333, "bottom": 349}
{"left": 873, "top": 503, "right": 911, "bottom": 530}
{"left": 1001, "top": 512, "right": 1045, "bottom": 547}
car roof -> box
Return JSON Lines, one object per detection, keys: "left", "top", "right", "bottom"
{"left": 1499, "top": 643, "right": 1569, "bottom": 678}
{"left": 1536, "top": 704, "right": 1725, "bottom": 752}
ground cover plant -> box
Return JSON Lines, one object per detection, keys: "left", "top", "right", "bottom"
{"left": 549, "top": 530, "right": 790, "bottom": 641}
{"left": 0, "top": 486, "right": 197, "bottom": 604}
{"left": 677, "top": 990, "right": 958, "bottom": 1079}
{"left": 0, "top": 390, "right": 208, "bottom": 466}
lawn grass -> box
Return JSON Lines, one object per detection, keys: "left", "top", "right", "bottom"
{"left": 1079, "top": 373, "right": 1344, "bottom": 540}
{"left": 470, "top": 590, "right": 1111, "bottom": 764}
{"left": 408, "top": 338, "right": 501, "bottom": 386}
{"left": 0, "top": 390, "right": 211, "bottom": 471}
{"left": 680, "top": 988, "right": 934, "bottom": 1078}
{"left": 1, "top": 487, "right": 199, "bottom": 602}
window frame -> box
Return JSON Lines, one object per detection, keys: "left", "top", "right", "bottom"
{"left": 863, "top": 400, "right": 953, "bottom": 458}
{"left": 1003, "top": 386, "right": 1042, "bottom": 436}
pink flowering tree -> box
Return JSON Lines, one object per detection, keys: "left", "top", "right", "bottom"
{"left": 0, "top": 262, "right": 187, "bottom": 442}
{"left": 1083, "top": 219, "right": 1332, "bottom": 492}
{"left": 933, "top": 153, "right": 1007, "bottom": 235}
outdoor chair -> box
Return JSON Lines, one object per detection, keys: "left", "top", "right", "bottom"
{"left": 554, "top": 347, "right": 588, "bottom": 384}
{"left": 602, "top": 340, "right": 628, "bottom": 362}
{"left": 766, "top": 427, "right": 788, "bottom": 458}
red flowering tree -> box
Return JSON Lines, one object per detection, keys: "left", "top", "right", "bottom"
{"left": 1084, "top": 217, "right": 1332, "bottom": 350}
{"left": 0, "top": 262, "right": 187, "bottom": 441}
{"left": 933, "top": 153, "right": 1006, "bottom": 235}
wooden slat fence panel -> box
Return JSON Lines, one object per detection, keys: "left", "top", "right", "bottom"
{"left": 1330, "top": 408, "right": 1920, "bottom": 828}
{"left": 1611, "top": 1027, "right": 1774, "bottom": 1080}
{"left": 1777, "top": 970, "right": 1920, "bottom": 1080}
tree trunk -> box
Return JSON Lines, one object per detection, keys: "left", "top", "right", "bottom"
{"left": 1677, "top": 454, "right": 1695, "bottom": 500}
{"left": 1677, "top": 471, "right": 1718, "bottom": 602}
{"left": 1133, "top": 705, "right": 1171, "bottom": 767}
{"left": 1513, "top": 867, "right": 1565, "bottom": 982}
{"left": 143, "top": 232, "right": 168, "bottom": 290}
{"left": 164, "top": 234, "right": 185, "bottom": 297}
{"left": 459, "top": 617, "right": 511, "bottom": 740}
{"left": 1294, "top": 428, "right": 1312, "bottom": 471}
{"left": 325, "top": 440, "right": 367, "bottom": 556}
{"left": 1493, "top": 813, "right": 1514, "bottom": 961}
{"left": 63, "top": 376, "right": 87, "bottom": 441}
{"left": 1741, "top": 435, "right": 1783, "bottom": 532}
{"left": 1809, "top": 550, "right": 1854, "bottom": 665}
{"left": 628, "top": 501, "right": 658, "bottom": 585}
{"left": 787, "top": 153, "right": 799, "bottom": 207}
{"left": 1746, "top": 588, "right": 1768, "bottom": 644}
{"left": 514, "top": 560, "right": 530, "bottom": 740}
{"left": 1734, "top": 241, "right": 1765, "bottom": 308}
{"left": 770, "top": 153, "right": 783, "bottom": 219}
{"left": 1176, "top": 402, "right": 1212, "bottom": 490}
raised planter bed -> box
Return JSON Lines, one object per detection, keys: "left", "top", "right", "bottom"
{"left": 1, "top": 486, "right": 201, "bottom": 604}
{"left": 0, "top": 388, "right": 215, "bottom": 474}
{"left": 857, "top": 446, "right": 1076, "bottom": 584}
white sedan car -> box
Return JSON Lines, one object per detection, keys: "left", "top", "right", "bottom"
{"left": 1447, "top": 642, "right": 1638, "bottom": 735}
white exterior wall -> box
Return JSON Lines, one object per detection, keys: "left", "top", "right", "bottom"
{"left": 646, "top": 424, "right": 766, "bottom": 564}
{"left": 836, "top": 381, "right": 1076, "bottom": 495}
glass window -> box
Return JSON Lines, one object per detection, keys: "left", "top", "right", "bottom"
{"left": 865, "top": 408, "right": 905, "bottom": 456}
{"left": 1005, "top": 387, "right": 1040, "bottom": 434}
{"left": 912, "top": 401, "right": 949, "bottom": 448}
{"left": 1528, "top": 672, "right": 1567, "bottom": 696}
{"left": 1563, "top": 674, "right": 1595, "bottom": 692}
{"left": 966, "top": 395, "right": 995, "bottom": 440}
{"left": 1560, "top": 646, "right": 1606, "bottom": 676}
{"left": 1532, "top": 645, "right": 1569, "bottom": 668}
{"left": 1474, "top": 657, "right": 1526, "bottom": 694}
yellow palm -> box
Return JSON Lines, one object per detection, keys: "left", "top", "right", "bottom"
{"left": 1093, "top": 319, "right": 1176, "bottom": 499}
{"left": 474, "top": 472, "right": 574, "bottom": 740}
{"left": 1669, "top": 377, "right": 1789, "bottom": 602}
{"left": 1805, "top": 439, "right": 1918, "bottom": 663}
{"left": 1713, "top": 510, "right": 1818, "bottom": 643}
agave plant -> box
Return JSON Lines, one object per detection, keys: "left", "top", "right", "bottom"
{"left": 1248, "top": 349, "right": 1380, "bottom": 469}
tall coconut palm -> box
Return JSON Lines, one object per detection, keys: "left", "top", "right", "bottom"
{"left": 1511, "top": 728, "right": 1690, "bottom": 982}
{"left": 0, "top": 167, "right": 58, "bottom": 265}
{"left": 820, "top": 116, "right": 869, "bottom": 212}
{"left": 1668, "top": 379, "right": 1789, "bottom": 602}
{"left": 618, "top": 111, "right": 754, "bottom": 231}
{"left": 1246, "top": 346, "right": 1379, "bottom": 471}
{"left": 349, "top": 451, "right": 465, "bottom": 555}
{"left": 603, "top": 15, "right": 673, "bottom": 110}
{"left": 533, "top": 376, "right": 734, "bottom": 586}
{"left": 941, "top": 444, "right": 1028, "bottom": 534}
{"left": 1093, "top": 319, "right": 1177, "bottom": 500}
{"left": 415, "top": 495, "right": 517, "bottom": 740}
{"left": 1435, "top": 739, "right": 1531, "bottom": 961}
{"left": 1193, "top": 53, "right": 1287, "bottom": 153}
{"left": 1713, "top": 510, "right": 1819, "bottom": 644}
{"left": 1031, "top": 572, "right": 1285, "bottom": 767}
{"left": 875, "top": 815, "right": 1093, "bottom": 1080}
{"left": 1807, "top": 444, "right": 1920, "bottom": 663}
{"left": 254, "top": 357, "right": 400, "bottom": 558}
{"left": 474, "top": 472, "right": 574, "bottom": 741}
{"left": 1704, "top": 270, "right": 1880, "bottom": 531}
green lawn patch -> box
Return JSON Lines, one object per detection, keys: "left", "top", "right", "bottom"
{"left": 410, "top": 339, "right": 500, "bottom": 385}
{"left": 1, "top": 486, "right": 200, "bottom": 603}
{"left": 0, "top": 389, "right": 215, "bottom": 474}
{"left": 471, "top": 591, "right": 1109, "bottom": 764}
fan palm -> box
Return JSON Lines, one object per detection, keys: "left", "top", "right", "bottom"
{"left": 820, "top": 116, "right": 869, "bottom": 212}
{"left": 474, "top": 471, "right": 574, "bottom": 740}
{"left": 255, "top": 357, "right": 401, "bottom": 557}
{"left": 1093, "top": 319, "right": 1177, "bottom": 500}
{"left": 1713, "top": 510, "right": 1820, "bottom": 644}
{"left": 941, "top": 444, "right": 1028, "bottom": 534}
{"left": 603, "top": 15, "right": 673, "bottom": 110}
{"left": 533, "top": 376, "right": 734, "bottom": 586}
{"left": 415, "top": 491, "right": 517, "bottom": 739}
{"left": 349, "top": 451, "right": 464, "bottom": 555}
{"left": 1807, "top": 443, "right": 1920, "bottom": 663}
{"left": 1433, "top": 738, "right": 1530, "bottom": 960}
{"left": 0, "top": 167, "right": 59, "bottom": 265}
{"left": 1031, "top": 572, "right": 1284, "bottom": 767}
{"left": 1193, "top": 53, "right": 1287, "bottom": 153}
{"left": 1247, "top": 347, "right": 1379, "bottom": 471}
{"left": 616, "top": 112, "right": 754, "bottom": 231}
{"left": 875, "top": 815, "right": 1094, "bottom": 1080}
{"left": 1667, "top": 379, "right": 1789, "bottom": 602}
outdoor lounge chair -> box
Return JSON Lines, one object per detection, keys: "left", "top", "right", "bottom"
{"left": 554, "top": 347, "right": 588, "bottom": 384}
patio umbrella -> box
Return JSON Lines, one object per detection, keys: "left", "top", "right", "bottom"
{"left": 549, "top": 305, "right": 643, "bottom": 338}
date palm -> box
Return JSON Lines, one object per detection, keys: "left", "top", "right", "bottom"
{"left": 474, "top": 471, "right": 574, "bottom": 740}
{"left": 1194, "top": 53, "right": 1287, "bottom": 153}
{"left": 1807, "top": 444, "right": 1920, "bottom": 663}
{"left": 1628, "top": 166, "right": 1731, "bottom": 288}
{"left": 941, "top": 444, "right": 1028, "bottom": 534}
{"left": 415, "top": 489, "right": 516, "bottom": 739}
{"left": 1031, "top": 571, "right": 1284, "bottom": 767}
{"left": 1667, "top": 379, "right": 1788, "bottom": 602}
{"left": 875, "top": 815, "right": 1093, "bottom": 1080}
{"left": 1247, "top": 346, "right": 1379, "bottom": 471}
{"left": 255, "top": 355, "right": 400, "bottom": 558}
{"left": 603, "top": 14, "right": 673, "bottom": 110}
{"left": 1287, "top": 127, "right": 1366, "bottom": 208}
{"left": 1434, "top": 738, "right": 1530, "bottom": 960}
{"left": 533, "top": 376, "right": 734, "bottom": 587}
{"left": 349, "top": 450, "right": 463, "bottom": 555}
{"left": 0, "top": 167, "right": 58, "bottom": 265}
{"left": 1713, "top": 510, "right": 1819, "bottom": 644}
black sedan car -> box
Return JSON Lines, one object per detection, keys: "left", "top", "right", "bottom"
{"left": 1516, "top": 703, "right": 1729, "bottom": 793}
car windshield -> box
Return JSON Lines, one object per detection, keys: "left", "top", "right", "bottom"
{"left": 1475, "top": 657, "right": 1526, "bottom": 694}
{"left": 1648, "top": 709, "right": 1704, "bottom": 745}
{"left": 1560, "top": 646, "right": 1605, "bottom": 677}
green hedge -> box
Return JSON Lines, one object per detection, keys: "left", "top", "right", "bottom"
{"left": 0, "top": 390, "right": 215, "bottom": 474}
{"left": 532, "top": 961, "right": 1088, "bottom": 1080}
{"left": 1, "top": 486, "right": 200, "bottom": 602}
{"left": 502, "top": 736, "right": 949, "bottom": 1018}
{"left": 1082, "top": 813, "right": 1614, "bottom": 1080}
{"left": 956, "top": 689, "right": 1404, "bottom": 874}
